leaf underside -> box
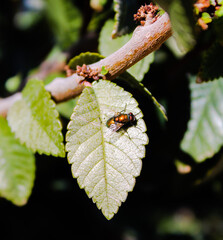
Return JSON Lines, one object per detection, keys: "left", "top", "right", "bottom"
{"left": 7, "top": 79, "right": 65, "bottom": 157}
{"left": 66, "top": 80, "right": 148, "bottom": 219}
{"left": 0, "top": 117, "right": 35, "bottom": 205}
{"left": 181, "top": 76, "right": 223, "bottom": 162}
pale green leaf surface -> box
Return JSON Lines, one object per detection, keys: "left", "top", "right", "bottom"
{"left": 0, "top": 117, "right": 35, "bottom": 205}
{"left": 7, "top": 79, "right": 65, "bottom": 157}
{"left": 181, "top": 77, "right": 223, "bottom": 162}
{"left": 99, "top": 19, "right": 154, "bottom": 81}
{"left": 66, "top": 80, "right": 148, "bottom": 219}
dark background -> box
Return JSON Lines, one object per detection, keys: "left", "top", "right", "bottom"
{"left": 1, "top": 0, "right": 223, "bottom": 239}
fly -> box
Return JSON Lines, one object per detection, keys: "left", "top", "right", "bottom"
{"left": 106, "top": 112, "right": 136, "bottom": 132}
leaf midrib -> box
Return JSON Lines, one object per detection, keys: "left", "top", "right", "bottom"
{"left": 93, "top": 88, "right": 109, "bottom": 209}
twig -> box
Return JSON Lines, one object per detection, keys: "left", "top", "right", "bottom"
{"left": 0, "top": 12, "right": 172, "bottom": 117}
{"left": 89, "top": 12, "right": 171, "bottom": 79}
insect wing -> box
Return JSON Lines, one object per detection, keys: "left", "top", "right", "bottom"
{"left": 109, "top": 122, "right": 124, "bottom": 132}
{"left": 104, "top": 123, "right": 124, "bottom": 144}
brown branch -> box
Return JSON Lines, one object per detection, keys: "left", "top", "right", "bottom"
{"left": 0, "top": 12, "right": 172, "bottom": 117}
{"left": 89, "top": 12, "right": 171, "bottom": 79}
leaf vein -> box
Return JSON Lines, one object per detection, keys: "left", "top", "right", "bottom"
{"left": 106, "top": 161, "right": 131, "bottom": 188}
{"left": 75, "top": 139, "right": 102, "bottom": 173}
{"left": 106, "top": 141, "right": 138, "bottom": 174}
{"left": 82, "top": 158, "right": 104, "bottom": 187}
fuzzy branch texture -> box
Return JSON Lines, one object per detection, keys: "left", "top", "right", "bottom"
{"left": 0, "top": 12, "right": 172, "bottom": 117}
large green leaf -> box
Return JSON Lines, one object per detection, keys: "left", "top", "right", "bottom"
{"left": 0, "top": 117, "right": 35, "bottom": 205}
{"left": 66, "top": 80, "right": 148, "bottom": 219}
{"left": 181, "top": 76, "right": 223, "bottom": 162}
{"left": 7, "top": 79, "right": 65, "bottom": 157}
{"left": 99, "top": 19, "right": 154, "bottom": 81}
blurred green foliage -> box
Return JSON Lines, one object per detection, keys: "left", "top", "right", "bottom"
{"left": 44, "top": 0, "right": 82, "bottom": 49}
{"left": 1, "top": 0, "right": 223, "bottom": 238}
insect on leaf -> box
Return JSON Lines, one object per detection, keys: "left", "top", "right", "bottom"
{"left": 66, "top": 80, "right": 148, "bottom": 220}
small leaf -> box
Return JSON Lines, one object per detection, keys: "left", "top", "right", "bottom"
{"left": 99, "top": 20, "right": 154, "bottom": 81}
{"left": 181, "top": 76, "right": 223, "bottom": 162}
{"left": 201, "top": 12, "right": 212, "bottom": 24}
{"left": 7, "top": 79, "right": 65, "bottom": 157}
{"left": 174, "top": 159, "right": 192, "bottom": 174}
{"left": 100, "top": 66, "right": 109, "bottom": 75}
{"left": 0, "top": 117, "right": 35, "bottom": 205}
{"left": 68, "top": 52, "right": 104, "bottom": 70}
{"left": 66, "top": 80, "right": 148, "bottom": 219}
